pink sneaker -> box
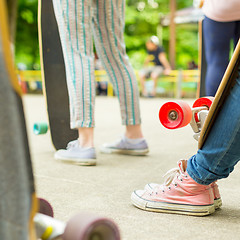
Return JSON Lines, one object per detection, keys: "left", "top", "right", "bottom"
{"left": 131, "top": 160, "right": 215, "bottom": 216}
{"left": 211, "top": 182, "right": 222, "bottom": 209}
{"left": 144, "top": 179, "right": 222, "bottom": 210}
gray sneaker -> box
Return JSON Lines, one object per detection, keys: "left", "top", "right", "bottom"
{"left": 100, "top": 136, "right": 149, "bottom": 156}
{"left": 54, "top": 140, "right": 96, "bottom": 166}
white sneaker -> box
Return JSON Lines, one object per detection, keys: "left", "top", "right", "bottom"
{"left": 100, "top": 136, "right": 149, "bottom": 156}
{"left": 54, "top": 140, "right": 96, "bottom": 166}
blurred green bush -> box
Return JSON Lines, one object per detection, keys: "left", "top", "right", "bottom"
{"left": 14, "top": 0, "right": 198, "bottom": 70}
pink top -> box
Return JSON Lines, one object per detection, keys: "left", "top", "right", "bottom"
{"left": 202, "top": 0, "right": 240, "bottom": 22}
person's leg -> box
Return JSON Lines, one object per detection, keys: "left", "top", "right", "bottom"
{"left": 92, "top": 0, "right": 142, "bottom": 130}
{"left": 139, "top": 76, "right": 146, "bottom": 96}
{"left": 131, "top": 66, "right": 240, "bottom": 216}
{"left": 187, "top": 67, "right": 240, "bottom": 185}
{"left": 139, "top": 70, "right": 148, "bottom": 96}
{"left": 150, "top": 66, "right": 163, "bottom": 96}
{"left": 52, "top": 0, "right": 96, "bottom": 164}
{"left": 150, "top": 77, "right": 157, "bottom": 96}
{"left": 52, "top": 0, "right": 95, "bottom": 138}
{"left": 203, "top": 17, "right": 235, "bottom": 96}
{"left": 91, "top": 0, "right": 148, "bottom": 155}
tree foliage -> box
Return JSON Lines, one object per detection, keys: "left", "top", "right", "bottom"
{"left": 15, "top": 0, "right": 39, "bottom": 69}
{"left": 124, "top": 0, "right": 198, "bottom": 69}
{"left": 14, "top": 0, "right": 198, "bottom": 69}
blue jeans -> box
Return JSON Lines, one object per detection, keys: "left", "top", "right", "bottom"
{"left": 203, "top": 17, "right": 240, "bottom": 96}
{"left": 187, "top": 67, "right": 240, "bottom": 185}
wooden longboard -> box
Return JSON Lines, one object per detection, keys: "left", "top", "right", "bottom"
{"left": 0, "top": 1, "right": 38, "bottom": 239}
{"left": 198, "top": 39, "right": 240, "bottom": 149}
{"left": 38, "top": 0, "right": 78, "bottom": 150}
{"left": 198, "top": 18, "right": 207, "bottom": 98}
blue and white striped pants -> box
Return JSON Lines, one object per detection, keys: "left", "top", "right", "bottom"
{"left": 52, "top": 0, "right": 141, "bottom": 129}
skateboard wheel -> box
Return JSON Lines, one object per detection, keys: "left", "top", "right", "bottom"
{"left": 193, "top": 97, "right": 214, "bottom": 109}
{"left": 192, "top": 97, "right": 214, "bottom": 122}
{"left": 38, "top": 198, "right": 54, "bottom": 217}
{"left": 63, "top": 213, "right": 121, "bottom": 240}
{"left": 159, "top": 101, "right": 192, "bottom": 129}
{"left": 33, "top": 122, "right": 48, "bottom": 135}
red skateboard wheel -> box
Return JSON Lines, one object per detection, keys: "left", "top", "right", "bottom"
{"left": 63, "top": 213, "right": 120, "bottom": 240}
{"left": 159, "top": 101, "right": 192, "bottom": 129}
{"left": 193, "top": 97, "right": 214, "bottom": 109}
{"left": 192, "top": 97, "right": 214, "bottom": 122}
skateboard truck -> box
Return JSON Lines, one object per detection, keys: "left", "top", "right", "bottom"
{"left": 190, "top": 107, "right": 209, "bottom": 141}
{"left": 35, "top": 213, "right": 65, "bottom": 239}
{"left": 159, "top": 97, "right": 214, "bottom": 141}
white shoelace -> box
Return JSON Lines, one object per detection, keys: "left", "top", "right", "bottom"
{"left": 149, "top": 162, "right": 188, "bottom": 195}
{"left": 163, "top": 167, "right": 181, "bottom": 186}
{"left": 163, "top": 160, "right": 188, "bottom": 187}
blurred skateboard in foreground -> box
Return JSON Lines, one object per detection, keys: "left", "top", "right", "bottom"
{"left": 0, "top": 1, "right": 120, "bottom": 239}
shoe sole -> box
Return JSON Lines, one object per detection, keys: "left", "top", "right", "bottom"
{"left": 100, "top": 147, "right": 149, "bottom": 156}
{"left": 131, "top": 191, "right": 215, "bottom": 216}
{"left": 214, "top": 198, "right": 222, "bottom": 210}
{"left": 54, "top": 154, "right": 96, "bottom": 166}
{"left": 145, "top": 184, "right": 222, "bottom": 210}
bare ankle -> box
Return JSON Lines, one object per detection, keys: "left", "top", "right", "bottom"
{"left": 125, "top": 124, "right": 144, "bottom": 139}
{"left": 78, "top": 127, "right": 94, "bottom": 148}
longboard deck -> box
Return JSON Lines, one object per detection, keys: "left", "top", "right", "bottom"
{"left": 198, "top": 39, "right": 240, "bottom": 149}
{"left": 38, "top": 0, "right": 78, "bottom": 150}
{"left": 0, "top": 1, "right": 38, "bottom": 239}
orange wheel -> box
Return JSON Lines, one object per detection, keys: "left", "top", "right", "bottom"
{"left": 192, "top": 97, "right": 214, "bottom": 122}
{"left": 159, "top": 101, "right": 192, "bottom": 129}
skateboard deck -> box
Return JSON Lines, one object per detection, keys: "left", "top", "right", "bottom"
{"left": 0, "top": 1, "right": 38, "bottom": 239}
{"left": 198, "top": 18, "right": 207, "bottom": 98}
{"left": 1, "top": 4, "right": 121, "bottom": 239}
{"left": 198, "top": 38, "right": 240, "bottom": 149}
{"left": 38, "top": 0, "right": 78, "bottom": 150}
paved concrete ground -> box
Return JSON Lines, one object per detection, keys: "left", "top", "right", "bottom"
{"left": 23, "top": 95, "right": 240, "bottom": 240}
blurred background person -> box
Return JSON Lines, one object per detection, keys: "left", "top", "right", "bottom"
{"left": 139, "top": 36, "right": 171, "bottom": 97}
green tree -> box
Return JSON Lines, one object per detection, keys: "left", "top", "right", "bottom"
{"left": 14, "top": 0, "right": 198, "bottom": 70}
{"left": 125, "top": 0, "right": 198, "bottom": 69}
{"left": 15, "top": 0, "right": 39, "bottom": 69}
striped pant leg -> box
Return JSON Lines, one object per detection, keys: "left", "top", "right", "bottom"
{"left": 92, "top": 0, "right": 141, "bottom": 126}
{"left": 52, "top": 0, "right": 96, "bottom": 129}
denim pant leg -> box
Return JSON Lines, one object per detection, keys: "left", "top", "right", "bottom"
{"left": 187, "top": 67, "right": 240, "bottom": 185}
